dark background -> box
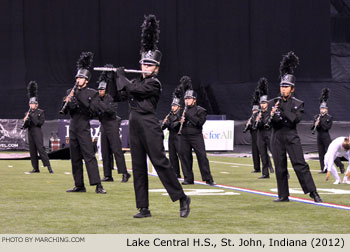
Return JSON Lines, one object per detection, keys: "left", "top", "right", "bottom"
{"left": 1, "top": 0, "right": 344, "bottom": 121}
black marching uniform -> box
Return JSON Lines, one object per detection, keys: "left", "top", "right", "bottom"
{"left": 250, "top": 120, "right": 261, "bottom": 173}
{"left": 23, "top": 108, "right": 52, "bottom": 172}
{"left": 92, "top": 93, "right": 129, "bottom": 179}
{"left": 312, "top": 114, "right": 344, "bottom": 173}
{"left": 269, "top": 96, "right": 318, "bottom": 199}
{"left": 117, "top": 74, "right": 186, "bottom": 209}
{"left": 162, "top": 109, "right": 183, "bottom": 178}
{"left": 254, "top": 110, "right": 274, "bottom": 177}
{"left": 180, "top": 105, "right": 214, "bottom": 184}
{"left": 64, "top": 86, "right": 102, "bottom": 188}
{"left": 244, "top": 112, "right": 261, "bottom": 173}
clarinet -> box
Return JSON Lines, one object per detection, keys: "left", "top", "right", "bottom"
{"left": 252, "top": 110, "right": 262, "bottom": 130}
{"left": 311, "top": 114, "right": 322, "bottom": 134}
{"left": 243, "top": 115, "right": 254, "bottom": 133}
{"left": 264, "top": 97, "right": 281, "bottom": 129}
{"left": 21, "top": 108, "right": 32, "bottom": 129}
{"left": 177, "top": 106, "right": 188, "bottom": 135}
{"left": 161, "top": 111, "right": 172, "bottom": 128}
{"left": 59, "top": 81, "right": 78, "bottom": 114}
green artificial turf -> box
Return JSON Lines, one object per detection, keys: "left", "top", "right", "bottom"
{"left": 0, "top": 154, "right": 349, "bottom": 234}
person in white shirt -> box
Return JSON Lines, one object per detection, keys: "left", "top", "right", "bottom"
{"left": 324, "top": 136, "right": 350, "bottom": 184}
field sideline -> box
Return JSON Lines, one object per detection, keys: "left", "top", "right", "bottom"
{"left": 0, "top": 153, "right": 349, "bottom": 234}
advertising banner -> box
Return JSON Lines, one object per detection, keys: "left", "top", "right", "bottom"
{"left": 163, "top": 120, "right": 234, "bottom": 151}
{"left": 57, "top": 120, "right": 129, "bottom": 149}
{"left": 0, "top": 119, "right": 27, "bottom": 150}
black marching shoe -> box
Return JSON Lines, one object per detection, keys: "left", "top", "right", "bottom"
{"left": 101, "top": 176, "right": 114, "bottom": 182}
{"left": 182, "top": 181, "right": 194, "bottom": 185}
{"left": 95, "top": 184, "right": 107, "bottom": 194}
{"left": 251, "top": 170, "right": 261, "bottom": 173}
{"left": 121, "top": 173, "right": 131, "bottom": 183}
{"left": 318, "top": 170, "right": 327, "bottom": 174}
{"left": 29, "top": 169, "right": 40, "bottom": 173}
{"left": 258, "top": 175, "right": 270, "bottom": 179}
{"left": 273, "top": 197, "right": 289, "bottom": 202}
{"left": 47, "top": 166, "right": 54, "bottom": 174}
{"left": 205, "top": 179, "right": 216, "bottom": 185}
{"left": 66, "top": 186, "right": 86, "bottom": 192}
{"left": 309, "top": 191, "right": 322, "bottom": 203}
{"left": 133, "top": 208, "right": 152, "bottom": 218}
{"left": 180, "top": 196, "right": 191, "bottom": 218}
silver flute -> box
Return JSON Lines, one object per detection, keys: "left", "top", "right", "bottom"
{"left": 93, "top": 67, "right": 152, "bottom": 74}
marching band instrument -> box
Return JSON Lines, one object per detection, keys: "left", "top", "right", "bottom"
{"left": 93, "top": 67, "right": 152, "bottom": 75}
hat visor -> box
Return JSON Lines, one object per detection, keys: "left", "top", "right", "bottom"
{"left": 75, "top": 74, "right": 89, "bottom": 79}
{"left": 280, "top": 82, "right": 294, "bottom": 87}
{"left": 139, "top": 59, "right": 159, "bottom": 66}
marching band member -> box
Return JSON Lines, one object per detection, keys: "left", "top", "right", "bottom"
{"left": 252, "top": 78, "right": 274, "bottom": 179}
{"left": 243, "top": 89, "right": 261, "bottom": 173}
{"left": 161, "top": 83, "right": 184, "bottom": 178}
{"left": 61, "top": 52, "right": 106, "bottom": 194}
{"left": 92, "top": 67, "right": 130, "bottom": 183}
{"left": 22, "top": 81, "right": 53, "bottom": 174}
{"left": 268, "top": 51, "right": 322, "bottom": 203}
{"left": 115, "top": 15, "right": 190, "bottom": 218}
{"left": 311, "top": 88, "right": 344, "bottom": 174}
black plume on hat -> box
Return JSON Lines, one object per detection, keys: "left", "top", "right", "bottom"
{"left": 27, "top": 81, "right": 38, "bottom": 99}
{"left": 251, "top": 88, "right": 260, "bottom": 106}
{"left": 279, "top": 51, "right": 299, "bottom": 78}
{"left": 97, "top": 64, "right": 114, "bottom": 84}
{"left": 257, "top": 77, "right": 268, "bottom": 97}
{"left": 319, "top": 88, "right": 329, "bottom": 104}
{"left": 172, "top": 85, "right": 183, "bottom": 99}
{"left": 76, "top": 52, "right": 94, "bottom": 70}
{"left": 140, "top": 14, "right": 160, "bottom": 53}
{"left": 180, "top": 76, "right": 193, "bottom": 93}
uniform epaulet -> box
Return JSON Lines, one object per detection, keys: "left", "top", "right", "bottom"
{"left": 151, "top": 76, "right": 160, "bottom": 84}
{"left": 197, "top": 106, "right": 207, "bottom": 112}
{"left": 292, "top": 97, "right": 303, "bottom": 105}
{"left": 149, "top": 76, "right": 162, "bottom": 90}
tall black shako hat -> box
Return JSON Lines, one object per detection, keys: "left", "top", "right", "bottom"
{"left": 97, "top": 64, "right": 114, "bottom": 90}
{"left": 181, "top": 76, "right": 197, "bottom": 100}
{"left": 171, "top": 83, "right": 183, "bottom": 107}
{"left": 257, "top": 77, "right": 268, "bottom": 104}
{"left": 319, "top": 88, "right": 329, "bottom": 109}
{"left": 279, "top": 51, "right": 299, "bottom": 87}
{"left": 27, "top": 81, "right": 38, "bottom": 104}
{"left": 139, "top": 14, "right": 162, "bottom": 66}
{"left": 251, "top": 87, "right": 260, "bottom": 111}
{"left": 76, "top": 52, "right": 94, "bottom": 81}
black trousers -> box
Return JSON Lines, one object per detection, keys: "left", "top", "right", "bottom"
{"left": 69, "top": 124, "right": 101, "bottom": 187}
{"left": 317, "top": 133, "right": 344, "bottom": 171}
{"left": 251, "top": 130, "right": 261, "bottom": 172}
{"left": 271, "top": 127, "right": 316, "bottom": 198}
{"left": 101, "top": 123, "right": 127, "bottom": 177}
{"left": 257, "top": 131, "right": 273, "bottom": 176}
{"left": 28, "top": 128, "right": 50, "bottom": 170}
{"left": 168, "top": 132, "right": 183, "bottom": 178}
{"left": 180, "top": 133, "right": 213, "bottom": 183}
{"left": 129, "top": 111, "right": 185, "bottom": 208}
